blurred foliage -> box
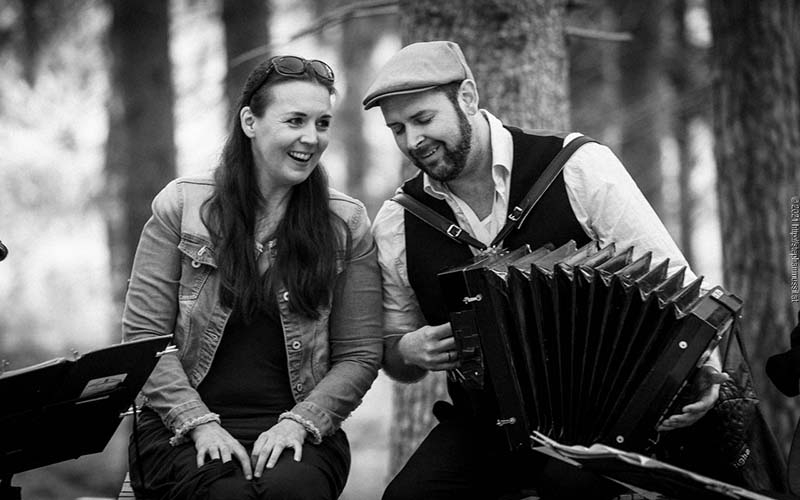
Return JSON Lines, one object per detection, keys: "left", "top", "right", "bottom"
{"left": 0, "top": 0, "right": 111, "bottom": 362}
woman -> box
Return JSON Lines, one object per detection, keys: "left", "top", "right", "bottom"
{"left": 122, "top": 55, "right": 382, "bottom": 499}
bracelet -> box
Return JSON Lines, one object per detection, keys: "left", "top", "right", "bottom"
{"left": 279, "top": 411, "right": 322, "bottom": 444}
{"left": 169, "top": 412, "right": 221, "bottom": 446}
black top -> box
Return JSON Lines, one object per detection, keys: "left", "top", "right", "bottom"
{"left": 198, "top": 299, "right": 295, "bottom": 424}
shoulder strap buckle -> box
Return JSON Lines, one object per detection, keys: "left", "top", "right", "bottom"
{"left": 508, "top": 206, "right": 524, "bottom": 222}
{"left": 446, "top": 224, "right": 464, "bottom": 239}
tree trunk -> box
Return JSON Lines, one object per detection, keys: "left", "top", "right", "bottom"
{"left": 105, "top": 0, "right": 177, "bottom": 318}
{"left": 388, "top": 0, "right": 571, "bottom": 476}
{"left": 222, "top": 0, "right": 270, "bottom": 118}
{"left": 337, "top": 11, "right": 389, "bottom": 212}
{"left": 613, "top": 0, "right": 670, "bottom": 216}
{"left": 709, "top": 0, "right": 800, "bottom": 452}
{"left": 20, "top": 0, "right": 41, "bottom": 86}
{"left": 568, "top": 1, "right": 623, "bottom": 151}
{"left": 669, "top": 0, "right": 712, "bottom": 267}
{"left": 402, "top": 0, "right": 570, "bottom": 130}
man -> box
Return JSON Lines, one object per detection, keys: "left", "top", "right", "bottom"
{"left": 363, "top": 40, "right": 726, "bottom": 500}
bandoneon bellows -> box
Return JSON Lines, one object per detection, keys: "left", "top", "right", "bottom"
{"left": 438, "top": 241, "right": 741, "bottom": 453}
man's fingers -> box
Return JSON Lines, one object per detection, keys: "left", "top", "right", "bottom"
{"left": 427, "top": 323, "right": 453, "bottom": 340}
{"left": 696, "top": 365, "right": 730, "bottom": 388}
{"left": 436, "top": 337, "right": 456, "bottom": 352}
{"left": 661, "top": 384, "right": 720, "bottom": 431}
{"left": 689, "top": 382, "right": 721, "bottom": 410}
{"left": 706, "top": 371, "right": 731, "bottom": 385}
{"left": 682, "top": 390, "right": 717, "bottom": 413}
{"left": 421, "top": 350, "right": 460, "bottom": 371}
{"left": 439, "top": 350, "right": 458, "bottom": 363}
{"left": 659, "top": 412, "right": 697, "bottom": 430}
{"left": 293, "top": 442, "right": 303, "bottom": 462}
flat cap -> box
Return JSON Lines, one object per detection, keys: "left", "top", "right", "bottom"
{"left": 362, "top": 40, "right": 473, "bottom": 110}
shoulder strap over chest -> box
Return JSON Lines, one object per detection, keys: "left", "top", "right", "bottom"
{"left": 391, "top": 134, "right": 596, "bottom": 251}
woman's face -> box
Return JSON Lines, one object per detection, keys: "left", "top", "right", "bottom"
{"left": 241, "top": 80, "right": 333, "bottom": 190}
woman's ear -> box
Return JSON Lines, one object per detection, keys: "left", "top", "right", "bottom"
{"left": 458, "top": 80, "right": 480, "bottom": 115}
{"left": 240, "top": 106, "right": 256, "bottom": 138}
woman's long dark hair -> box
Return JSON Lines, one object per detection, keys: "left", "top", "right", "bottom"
{"left": 202, "top": 58, "right": 342, "bottom": 321}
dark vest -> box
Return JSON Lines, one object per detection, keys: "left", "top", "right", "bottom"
{"left": 403, "top": 127, "right": 591, "bottom": 327}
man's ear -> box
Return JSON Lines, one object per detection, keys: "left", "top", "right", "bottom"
{"left": 240, "top": 106, "right": 256, "bottom": 138}
{"left": 458, "top": 80, "right": 480, "bottom": 115}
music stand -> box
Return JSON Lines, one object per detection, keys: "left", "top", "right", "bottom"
{"left": 531, "top": 432, "right": 779, "bottom": 500}
{"left": 0, "top": 336, "right": 173, "bottom": 499}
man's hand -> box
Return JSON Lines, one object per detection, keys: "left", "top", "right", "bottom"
{"left": 658, "top": 365, "right": 730, "bottom": 431}
{"left": 251, "top": 419, "right": 307, "bottom": 477}
{"left": 190, "top": 421, "right": 252, "bottom": 479}
{"left": 398, "top": 323, "right": 459, "bottom": 371}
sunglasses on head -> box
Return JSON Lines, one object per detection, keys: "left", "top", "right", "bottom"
{"left": 245, "top": 56, "right": 334, "bottom": 106}
{"left": 268, "top": 55, "right": 335, "bottom": 84}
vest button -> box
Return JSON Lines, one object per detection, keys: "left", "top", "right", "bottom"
{"left": 295, "top": 383, "right": 304, "bottom": 392}
{"left": 291, "top": 340, "right": 302, "bottom": 350}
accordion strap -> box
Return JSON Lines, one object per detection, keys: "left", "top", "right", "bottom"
{"left": 392, "top": 192, "right": 489, "bottom": 250}
{"left": 392, "top": 134, "right": 596, "bottom": 251}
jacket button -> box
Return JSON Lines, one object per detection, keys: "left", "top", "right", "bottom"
{"left": 191, "top": 260, "right": 201, "bottom": 268}
{"left": 295, "top": 383, "right": 304, "bottom": 392}
{"left": 291, "top": 340, "right": 302, "bottom": 350}
{"left": 282, "top": 291, "right": 290, "bottom": 301}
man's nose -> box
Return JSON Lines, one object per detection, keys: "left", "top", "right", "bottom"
{"left": 405, "top": 127, "right": 424, "bottom": 152}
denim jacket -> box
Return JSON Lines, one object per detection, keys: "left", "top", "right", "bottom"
{"left": 122, "top": 175, "right": 383, "bottom": 445}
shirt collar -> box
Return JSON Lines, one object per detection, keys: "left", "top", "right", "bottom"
{"left": 422, "top": 109, "right": 514, "bottom": 200}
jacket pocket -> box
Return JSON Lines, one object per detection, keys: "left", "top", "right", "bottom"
{"left": 177, "top": 234, "right": 216, "bottom": 301}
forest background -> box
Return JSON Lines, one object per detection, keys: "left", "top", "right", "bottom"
{"left": 0, "top": 0, "right": 798, "bottom": 499}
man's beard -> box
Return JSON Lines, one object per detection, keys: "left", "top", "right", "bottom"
{"left": 411, "top": 108, "right": 472, "bottom": 183}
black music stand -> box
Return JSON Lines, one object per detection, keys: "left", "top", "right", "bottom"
{"left": 0, "top": 336, "right": 173, "bottom": 499}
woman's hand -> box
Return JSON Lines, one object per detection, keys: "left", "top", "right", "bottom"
{"left": 189, "top": 421, "right": 253, "bottom": 479}
{"left": 251, "top": 419, "right": 308, "bottom": 477}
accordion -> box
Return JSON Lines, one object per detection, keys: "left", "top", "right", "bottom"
{"left": 438, "top": 240, "right": 742, "bottom": 453}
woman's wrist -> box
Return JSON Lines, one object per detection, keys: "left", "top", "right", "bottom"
{"left": 278, "top": 411, "right": 322, "bottom": 444}
{"left": 169, "top": 412, "right": 221, "bottom": 446}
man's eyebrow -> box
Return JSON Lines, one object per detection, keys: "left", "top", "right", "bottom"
{"left": 386, "top": 109, "right": 432, "bottom": 127}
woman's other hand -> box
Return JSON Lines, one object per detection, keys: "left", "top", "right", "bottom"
{"left": 190, "top": 421, "right": 253, "bottom": 479}
{"left": 251, "top": 419, "right": 308, "bottom": 477}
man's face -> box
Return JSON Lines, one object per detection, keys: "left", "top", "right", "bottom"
{"left": 380, "top": 88, "right": 472, "bottom": 183}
